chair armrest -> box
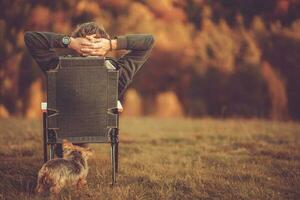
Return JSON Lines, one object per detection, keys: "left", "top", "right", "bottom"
{"left": 41, "top": 102, "right": 47, "bottom": 112}
{"left": 117, "top": 101, "right": 123, "bottom": 113}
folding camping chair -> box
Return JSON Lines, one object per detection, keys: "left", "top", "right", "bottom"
{"left": 41, "top": 56, "right": 121, "bottom": 184}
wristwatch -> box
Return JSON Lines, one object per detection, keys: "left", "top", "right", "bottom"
{"left": 62, "top": 36, "right": 71, "bottom": 48}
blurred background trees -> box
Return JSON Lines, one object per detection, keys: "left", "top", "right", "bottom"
{"left": 0, "top": 0, "right": 299, "bottom": 120}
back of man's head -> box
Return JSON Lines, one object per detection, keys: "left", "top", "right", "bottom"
{"left": 71, "top": 22, "right": 110, "bottom": 39}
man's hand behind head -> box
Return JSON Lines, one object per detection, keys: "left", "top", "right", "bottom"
{"left": 82, "top": 34, "right": 119, "bottom": 56}
{"left": 68, "top": 37, "right": 93, "bottom": 56}
{"left": 69, "top": 34, "right": 117, "bottom": 57}
{"left": 80, "top": 34, "right": 111, "bottom": 56}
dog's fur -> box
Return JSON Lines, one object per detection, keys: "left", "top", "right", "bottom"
{"left": 36, "top": 140, "right": 93, "bottom": 194}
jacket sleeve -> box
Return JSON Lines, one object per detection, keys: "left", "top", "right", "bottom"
{"left": 115, "top": 34, "right": 155, "bottom": 96}
{"left": 24, "top": 31, "right": 66, "bottom": 72}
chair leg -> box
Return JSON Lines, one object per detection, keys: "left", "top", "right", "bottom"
{"left": 49, "top": 144, "right": 55, "bottom": 160}
{"left": 42, "top": 112, "right": 48, "bottom": 163}
{"left": 114, "top": 129, "right": 119, "bottom": 174}
{"left": 110, "top": 128, "right": 119, "bottom": 185}
{"left": 115, "top": 141, "right": 119, "bottom": 173}
{"left": 55, "top": 144, "right": 63, "bottom": 158}
{"left": 111, "top": 143, "right": 117, "bottom": 185}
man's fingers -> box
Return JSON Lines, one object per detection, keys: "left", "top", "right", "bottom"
{"left": 92, "top": 38, "right": 102, "bottom": 43}
{"left": 81, "top": 48, "right": 93, "bottom": 53}
{"left": 88, "top": 38, "right": 102, "bottom": 43}
{"left": 80, "top": 41, "right": 93, "bottom": 46}
{"left": 90, "top": 51, "right": 97, "bottom": 56}
{"left": 90, "top": 50, "right": 106, "bottom": 56}
{"left": 80, "top": 48, "right": 107, "bottom": 56}
{"left": 86, "top": 43, "right": 103, "bottom": 49}
{"left": 86, "top": 35, "right": 101, "bottom": 43}
{"left": 86, "top": 35, "right": 92, "bottom": 39}
{"left": 86, "top": 34, "right": 97, "bottom": 39}
{"left": 90, "top": 51, "right": 102, "bottom": 56}
{"left": 86, "top": 35, "right": 103, "bottom": 43}
{"left": 86, "top": 36, "right": 95, "bottom": 42}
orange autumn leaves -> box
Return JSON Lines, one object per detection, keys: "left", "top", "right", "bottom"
{"left": 0, "top": 0, "right": 299, "bottom": 119}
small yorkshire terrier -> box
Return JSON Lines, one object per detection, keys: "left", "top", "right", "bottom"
{"left": 36, "top": 140, "right": 93, "bottom": 194}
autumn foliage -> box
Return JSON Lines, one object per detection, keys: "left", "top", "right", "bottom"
{"left": 0, "top": 0, "right": 299, "bottom": 119}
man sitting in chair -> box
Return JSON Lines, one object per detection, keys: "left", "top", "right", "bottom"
{"left": 24, "top": 22, "right": 154, "bottom": 156}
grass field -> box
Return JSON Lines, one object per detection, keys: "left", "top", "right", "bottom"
{"left": 0, "top": 117, "right": 299, "bottom": 200}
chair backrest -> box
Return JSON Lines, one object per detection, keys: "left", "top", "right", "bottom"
{"left": 46, "top": 57, "right": 119, "bottom": 143}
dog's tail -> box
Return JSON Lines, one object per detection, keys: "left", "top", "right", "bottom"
{"left": 36, "top": 172, "right": 51, "bottom": 193}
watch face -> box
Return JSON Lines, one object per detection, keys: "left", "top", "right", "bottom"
{"left": 62, "top": 36, "right": 71, "bottom": 45}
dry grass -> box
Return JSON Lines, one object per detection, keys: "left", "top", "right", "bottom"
{"left": 0, "top": 117, "right": 299, "bottom": 200}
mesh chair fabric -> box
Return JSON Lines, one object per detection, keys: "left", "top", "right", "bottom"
{"left": 47, "top": 57, "right": 119, "bottom": 143}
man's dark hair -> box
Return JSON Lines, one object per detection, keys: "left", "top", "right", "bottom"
{"left": 71, "top": 22, "right": 110, "bottom": 39}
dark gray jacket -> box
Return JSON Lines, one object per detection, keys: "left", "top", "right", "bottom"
{"left": 24, "top": 32, "right": 154, "bottom": 96}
